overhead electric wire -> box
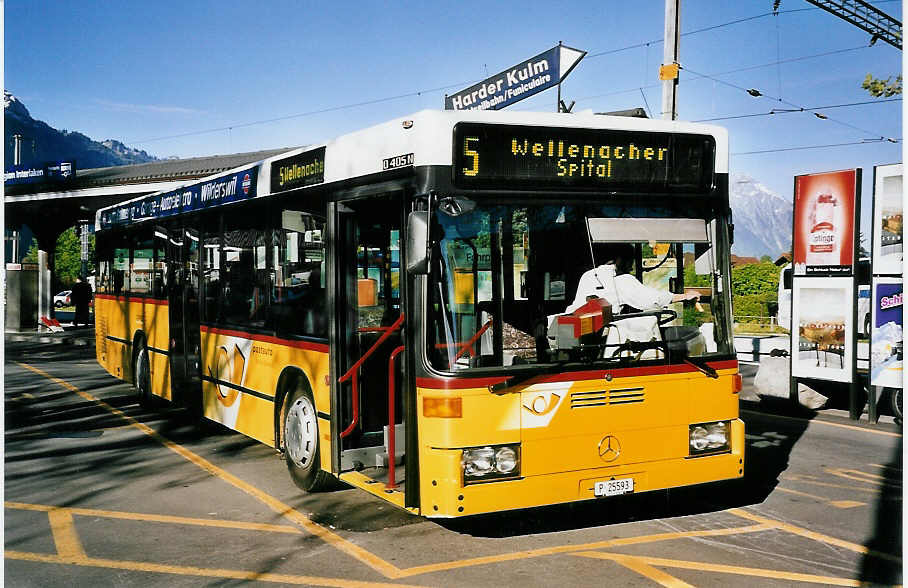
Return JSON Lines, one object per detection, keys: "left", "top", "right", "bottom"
{"left": 695, "top": 98, "right": 901, "bottom": 122}
{"left": 733, "top": 139, "right": 900, "bottom": 156}
{"left": 126, "top": 1, "right": 902, "bottom": 148}
{"left": 565, "top": 44, "right": 871, "bottom": 106}
{"left": 682, "top": 66, "right": 898, "bottom": 141}
{"left": 127, "top": 79, "right": 480, "bottom": 145}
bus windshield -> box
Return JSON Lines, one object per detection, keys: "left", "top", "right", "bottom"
{"left": 427, "top": 198, "right": 733, "bottom": 372}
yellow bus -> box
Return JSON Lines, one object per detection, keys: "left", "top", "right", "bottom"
{"left": 94, "top": 110, "right": 743, "bottom": 517}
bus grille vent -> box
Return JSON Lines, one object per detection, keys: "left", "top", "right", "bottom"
{"left": 571, "top": 388, "right": 644, "bottom": 408}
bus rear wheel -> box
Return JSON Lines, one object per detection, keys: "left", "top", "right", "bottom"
{"left": 283, "top": 385, "right": 334, "bottom": 492}
{"left": 134, "top": 345, "right": 152, "bottom": 407}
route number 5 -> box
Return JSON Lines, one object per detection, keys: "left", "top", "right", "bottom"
{"left": 463, "top": 137, "right": 479, "bottom": 177}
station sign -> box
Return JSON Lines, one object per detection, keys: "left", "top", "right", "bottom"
{"left": 99, "top": 165, "right": 259, "bottom": 229}
{"left": 445, "top": 44, "right": 586, "bottom": 111}
{"left": 4, "top": 160, "right": 76, "bottom": 185}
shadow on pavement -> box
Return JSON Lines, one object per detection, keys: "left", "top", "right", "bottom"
{"left": 858, "top": 435, "right": 902, "bottom": 584}
{"left": 442, "top": 398, "right": 813, "bottom": 538}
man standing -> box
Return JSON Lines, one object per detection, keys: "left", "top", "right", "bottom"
{"left": 71, "top": 276, "right": 93, "bottom": 327}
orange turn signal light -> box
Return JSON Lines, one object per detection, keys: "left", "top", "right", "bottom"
{"left": 423, "top": 396, "right": 462, "bottom": 418}
{"left": 732, "top": 374, "right": 743, "bottom": 394}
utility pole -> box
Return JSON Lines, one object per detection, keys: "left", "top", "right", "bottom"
{"left": 661, "top": 0, "right": 681, "bottom": 120}
{"left": 13, "top": 134, "right": 23, "bottom": 165}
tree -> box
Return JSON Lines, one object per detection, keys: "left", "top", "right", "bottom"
{"left": 53, "top": 227, "right": 95, "bottom": 286}
{"left": 731, "top": 261, "right": 780, "bottom": 319}
{"left": 22, "top": 237, "right": 39, "bottom": 263}
{"left": 862, "top": 73, "right": 902, "bottom": 97}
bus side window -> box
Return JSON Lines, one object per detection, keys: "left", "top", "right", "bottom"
{"left": 153, "top": 227, "right": 167, "bottom": 298}
{"left": 271, "top": 209, "right": 327, "bottom": 338}
{"left": 222, "top": 205, "right": 269, "bottom": 328}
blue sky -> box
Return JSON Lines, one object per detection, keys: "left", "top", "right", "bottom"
{"left": 5, "top": 1, "right": 903, "bottom": 241}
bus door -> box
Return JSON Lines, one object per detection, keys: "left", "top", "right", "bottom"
{"left": 331, "top": 193, "right": 406, "bottom": 484}
{"left": 168, "top": 226, "right": 202, "bottom": 406}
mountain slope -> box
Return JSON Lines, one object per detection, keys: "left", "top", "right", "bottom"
{"left": 729, "top": 173, "right": 793, "bottom": 258}
{"left": 4, "top": 91, "right": 157, "bottom": 169}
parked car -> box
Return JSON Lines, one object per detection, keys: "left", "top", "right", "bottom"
{"left": 53, "top": 290, "right": 72, "bottom": 307}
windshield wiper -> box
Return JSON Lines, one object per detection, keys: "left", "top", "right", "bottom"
{"left": 681, "top": 356, "right": 718, "bottom": 378}
{"left": 488, "top": 339, "right": 655, "bottom": 394}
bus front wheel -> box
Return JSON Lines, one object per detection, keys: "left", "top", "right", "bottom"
{"left": 282, "top": 384, "right": 334, "bottom": 492}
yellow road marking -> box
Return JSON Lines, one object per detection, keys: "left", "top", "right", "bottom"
{"left": 825, "top": 467, "right": 902, "bottom": 488}
{"left": 773, "top": 487, "right": 866, "bottom": 508}
{"left": 4, "top": 551, "right": 420, "bottom": 587}
{"left": 581, "top": 551, "right": 694, "bottom": 587}
{"left": 11, "top": 360, "right": 899, "bottom": 582}
{"left": 728, "top": 508, "right": 901, "bottom": 563}
{"left": 393, "top": 524, "right": 772, "bottom": 577}
{"left": 573, "top": 551, "right": 867, "bottom": 586}
{"left": 741, "top": 408, "right": 902, "bottom": 438}
{"left": 871, "top": 463, "right": 901, "bottom": 471}
{"left": 14, "top": 361, "right": 403, "bottom": 579}
{"left": 783, "top": 473, "right": 882, "bottom": 495}
{"left": 828, "top": 500, "right": 866, "bottom": 509}
{"left": 47, "top": 509, "right": 86, "bottom": 562}
{"left": 6, "top": 502, "right": 304, "bottom": 535}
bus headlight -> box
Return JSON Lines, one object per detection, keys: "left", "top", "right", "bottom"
{"left": 462, "top": 444, "right": 520, "bottom": 483}
{"left": 689, "top": 421, "right": 730, "bottom": 455}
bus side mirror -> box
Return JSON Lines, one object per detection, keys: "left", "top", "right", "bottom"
{"left": 406, "top": 211, "right": 430, "bottom": 274}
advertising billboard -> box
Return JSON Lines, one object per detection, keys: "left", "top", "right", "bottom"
{"left": 791, "top": 277, "right": 854, "bottom": 382}
{"left": 871, "top": 277, "right": 903, "bottom": 388}
{"left": 792, "top": 169, "right": 858, "bottom": 276}
{"left": 872, "top": 163, "right": 902, "bottom": 276}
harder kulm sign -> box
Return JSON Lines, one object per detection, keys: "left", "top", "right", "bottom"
{"left": 445, "top": 44, "right": 586, "bottom": 112}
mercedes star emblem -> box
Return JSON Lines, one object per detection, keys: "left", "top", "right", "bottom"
{"left": 598, "top": 435, "right": 621, "bottom": 462}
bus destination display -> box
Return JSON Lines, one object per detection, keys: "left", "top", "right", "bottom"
{"left": 453, "top": 123, "right": 715, "bottom": 192}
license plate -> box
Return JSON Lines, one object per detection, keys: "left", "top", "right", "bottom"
{"left": 594, "top": 477, "right": 634, "bottom": 497}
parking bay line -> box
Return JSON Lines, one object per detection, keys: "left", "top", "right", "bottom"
{"left": 391, "top": 524, "right": 772, "bottom": 578}
{"left": 573, "top": 551, "right": 867, "bottom": 586}
{"left": 6, "top": 501, "right": 306, "bottom": 535}
{"left": 727, "top": 508, "right": 901, "bottom": 564}
{"left": 8, "top": 502, "right": 417, "bottom": 586}
{"left": 772, "top": 487, "right": 866, "bottom": 509}
{"left": 13, "top": 361, "right": 403, "bottom": 579}
{"left": 4, "top": 551, "right": 422, "bottom": 588}
{"left": 15, "top": 361, "right": 896, "bottom": 580}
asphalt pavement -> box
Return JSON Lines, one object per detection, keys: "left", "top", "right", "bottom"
{"left": 4, "top": 330, "right": 902, "bottom": 587}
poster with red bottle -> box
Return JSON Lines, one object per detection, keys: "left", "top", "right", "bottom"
{"left": 792, "top": 169, "right": 859, "bottom": 276}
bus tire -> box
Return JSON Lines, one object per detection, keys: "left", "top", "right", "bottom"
{"left": 282, "top": 384, "right": 334, "bottom": 492}
{"left": 134, "top": 344, "right": 152, "bottom": 407}
{"left": 891, "top": 388, "right": 902, "bottom": 426}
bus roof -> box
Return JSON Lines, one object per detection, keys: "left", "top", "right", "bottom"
{"left": 96, "top": 109, "right": 728, "bottom": 231}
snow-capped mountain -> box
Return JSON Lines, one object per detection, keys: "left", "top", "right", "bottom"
{"left": 4, "top": 91, "right": 157, "bottom": 169}
{"left": 729, "top": 173, "right": 793, "bottom": 258}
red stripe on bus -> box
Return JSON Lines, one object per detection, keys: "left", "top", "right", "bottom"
{"left": 94, "top": 293, "right": 169, "bottom": 306}
{"left": 200, "top": 325, "right": 329, "bottom": 353}
{"left": 416, "top": 359, "right": 738, "bottom": 390}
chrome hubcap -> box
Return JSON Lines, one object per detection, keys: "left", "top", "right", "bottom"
{"left": 285, "top": 395, "right": 317, "bottom": 468}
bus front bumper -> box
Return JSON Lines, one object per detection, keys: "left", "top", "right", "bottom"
{"left": 419, "top": 418, "right": 744, "bottom": 517}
